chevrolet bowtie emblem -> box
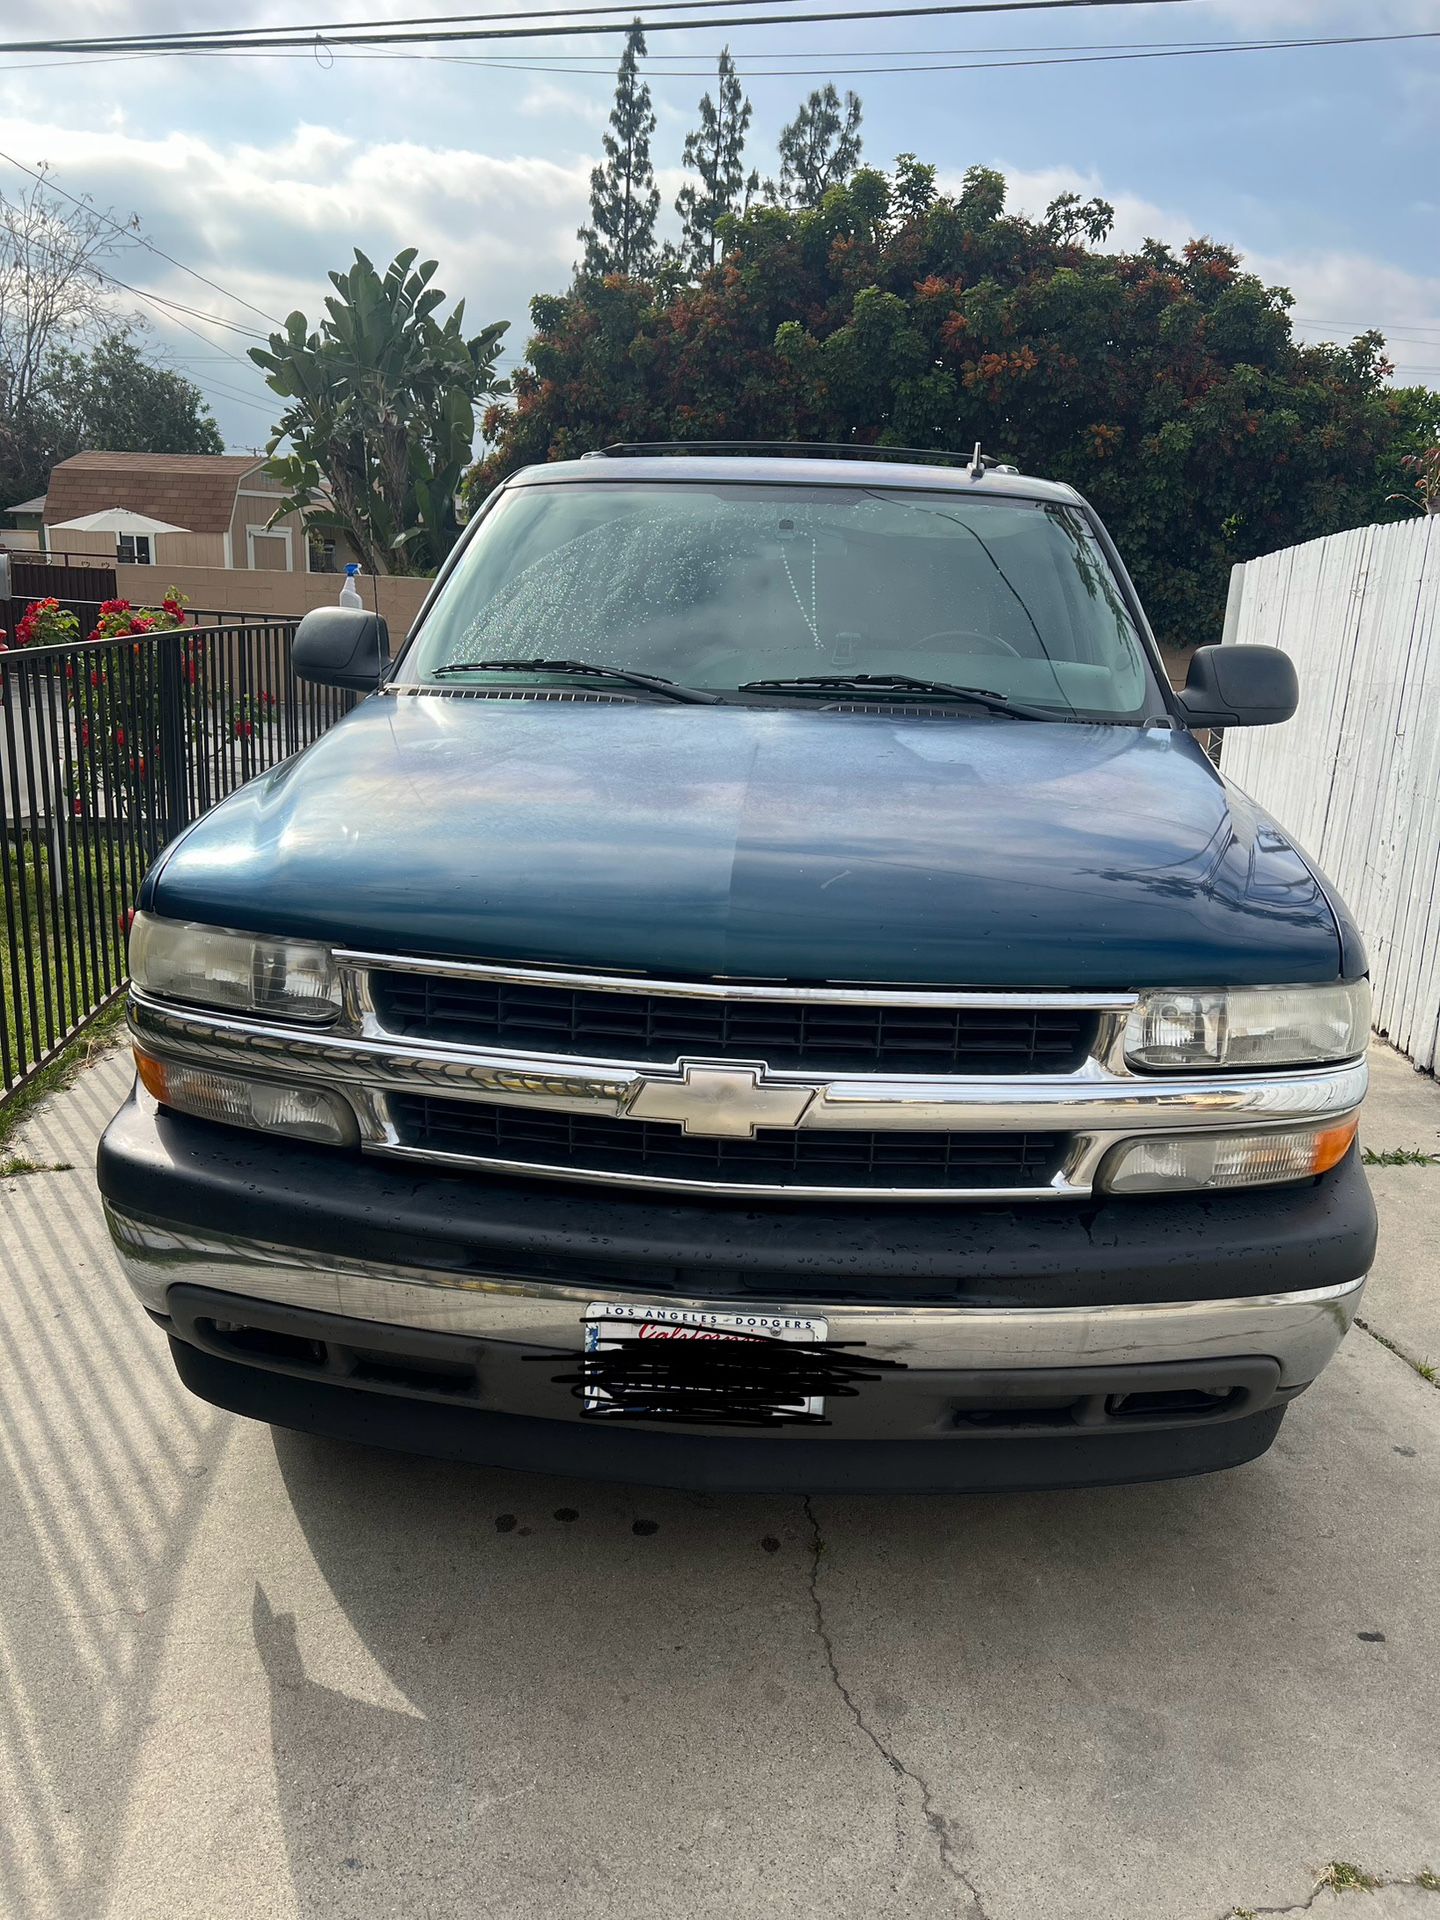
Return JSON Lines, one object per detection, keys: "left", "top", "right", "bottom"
{"left": 623, "top": 1060, "right": 816, "bottom": 1138}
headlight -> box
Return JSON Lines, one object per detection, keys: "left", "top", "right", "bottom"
{"left": 129, "top": 912, "right": 341, "bottom": 1024}
{"left": 135, "top": 1051, "right": 357, "bottom": 1145}
{"left": 1124, "top": 981, "right": 1370, "bottom": 1072}
{"left": 1101, "top": 1117, "right": 1359, "bottom": 1193}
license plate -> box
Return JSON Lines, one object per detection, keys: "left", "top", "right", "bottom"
{"left": 581, "top": 1302, "right": 829, "bottom": 1423}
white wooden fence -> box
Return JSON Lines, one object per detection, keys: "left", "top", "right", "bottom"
{"left": 1221, "top": 515, "right": 1440, "bottom": 1071}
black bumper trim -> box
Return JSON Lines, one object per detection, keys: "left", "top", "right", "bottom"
{"left": 98, "top": 1092, "right": 1377, "bottom": 1312}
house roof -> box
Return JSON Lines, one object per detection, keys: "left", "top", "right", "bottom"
{"left": 6, "top": 495, "right": 47, "bottom": 517}
{"left": 43, "top": 452, "right": 267, "bottom": 536}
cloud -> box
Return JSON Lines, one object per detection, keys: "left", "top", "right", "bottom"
{"left": 518, "top": 82, "right": 609, "bottom": 132}
{"left": 0, "top": 111, "right": 599, "bottom": 442}
{"left": 984, "top": 163, "right": 1188, "bottom": 254}
{"left": 2, "top": 103, "right": 1436, "bottom": 450}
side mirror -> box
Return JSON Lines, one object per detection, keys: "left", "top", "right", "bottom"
{"left": 1177, "top": 644, "right": 1298, "bottom": 729}
{"left": 292, "top": 606, "right": 391, "bottom": 692}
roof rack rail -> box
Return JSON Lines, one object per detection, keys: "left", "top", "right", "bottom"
{"left": 581, "top": 440, "right": 1022, "bottom": 476}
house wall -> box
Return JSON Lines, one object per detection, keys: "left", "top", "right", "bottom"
{"left": 229, "top": 470, "right": 309, "bottom": 571}
{"left": 40, "top": 528, "right": 229, "bottom": 570}
{"left": 112, "top": 561, "right": 436, "bottom": 632}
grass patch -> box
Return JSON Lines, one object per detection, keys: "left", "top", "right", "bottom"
{"left": 3, "top": 833, "right": 133, "bottom": 1100}
{"left": 0, "top": 1156, "right": 75, "bottom": 1176}
{"left": 1363, "top": 1146, "right": 1440, "bottom": 1167}
{"left": 1317, "top": 1861, "right": 1380, "bottom": 1893}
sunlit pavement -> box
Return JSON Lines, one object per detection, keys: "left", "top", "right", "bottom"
{"left": 2, "top": 1043, "right": 1438, "bottom": 1920}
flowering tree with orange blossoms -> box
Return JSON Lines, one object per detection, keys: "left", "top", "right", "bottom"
{"left": 470, "top": 162, "right": 1439, "bottom": 650}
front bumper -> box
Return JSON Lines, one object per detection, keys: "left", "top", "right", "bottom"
{"left": 98, "top": 1090, "right": 1374, "bottom": 1490}
{"left": 108, "top": 1204, "right": 1363, "bottom": 1393}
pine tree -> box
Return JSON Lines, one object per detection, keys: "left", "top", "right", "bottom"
{"left": 675, "top": 49, "right": 757, "bottom": 275}
{"left": 577, "top": 21, "right": 660, "bottom": 279}
{"left": 770, "top": 86, "right": 864, "bottom": 209}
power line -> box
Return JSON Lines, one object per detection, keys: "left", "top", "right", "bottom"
{"left": 11, "top": 225, "right": 269, "bottom": 370}
{"left": 5, "top": 0, "right": 827, "bottom": 54}
{"left": 91, "top": 268, "right": 270, "bottom": 343}
{"left": 416, "top": 26, "right": 1440, "bottom": 73}
{"left": 145, "top": 345, "right": 277, "bottom": 409}
{"left": 2, "top": 0, "right": 1208, "bottom": 56}
{"left": 1296, "top": 316, "right": 1440, "bottom": 344}
{"left": 364, "top": 30, "right": 1269, "bottom": 60}
{"left": 0, "top": 147, "right": 285, "bottom": 328}
{"left": 10, "top": 20, "right": 1435, "bottom": 73}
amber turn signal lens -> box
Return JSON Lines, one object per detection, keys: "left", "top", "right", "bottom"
{"left": 1311, "top": 1115, "right": 1360, "bottom": 1175}
{"left": 134, "top": 1049, "right": 170, "bottom": 1101}
{"left": 1102, "top": 1113, "right": 1361, "bottom": 1193}
{"left": 133, "top": 1048, "right": 357, "bottom": 1146}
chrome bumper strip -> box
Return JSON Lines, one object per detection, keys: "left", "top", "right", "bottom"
{"left": 127, "top": 992, "right": 1368, "bottom": 1138}
{"left": 333, "top": 951, "right": 1140, "bottom": 1009}
{"left": 106, "top": 1203, "right": 1365, "bottom": 1390}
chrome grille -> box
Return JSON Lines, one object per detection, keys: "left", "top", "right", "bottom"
{"left": 369, "top": 972, "right": 1096, "bottom": 1075}
{"left": 387, "top": 1094, "right": 1068, "bottom": 1192}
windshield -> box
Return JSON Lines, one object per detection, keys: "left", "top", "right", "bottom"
{"left": 405, "top": 481, "right": 1156, "bottom": 719}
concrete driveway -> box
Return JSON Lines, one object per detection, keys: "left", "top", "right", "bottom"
{"left": 2, "top": 1043, "right": 1438, "bottom": 1920}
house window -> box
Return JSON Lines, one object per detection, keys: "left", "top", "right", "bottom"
{"left": 118, "top": 534, "right": 152, "bottom": 565}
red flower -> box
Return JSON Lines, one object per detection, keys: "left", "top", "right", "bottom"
{"left": 114, "top": 726, "right": 126, "bottom": 747}
{"left": 72, "top": 797, "right": 83, "bottom": 817}
{"left": 234, "top": 719, "right": 254, "bottom": 739}
{"left": 99, "top": 599, "right": 131, "bottom": 617}
{"left": 80, "top": 722, "right": 90, "bottom": 746}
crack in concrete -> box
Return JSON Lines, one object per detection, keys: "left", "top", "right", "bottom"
{"left": 802, "top": 1494, "right": 989, "bottom": 1917}
{"left": 1355, "top": 1316, "right": 1440, "bottom": 1391}
{"left": 1221, "top": 1865, "right": 1440, "bottom": 1917}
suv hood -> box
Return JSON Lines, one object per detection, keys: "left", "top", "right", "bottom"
{"left": 145, "top": 692, "right": 1345, "bottom": 989}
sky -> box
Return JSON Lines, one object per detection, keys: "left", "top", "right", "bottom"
{"left": 0, "top": 0, "right": 1437, "bottom": 453}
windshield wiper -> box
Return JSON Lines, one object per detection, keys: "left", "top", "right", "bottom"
{"left": 431, "top": 658, "right": 722, "bottom": 705}
{"left": 736, "top": 673, "right": 1053, "bottom": 719}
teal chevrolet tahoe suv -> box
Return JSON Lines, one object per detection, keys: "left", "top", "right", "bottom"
{"left": 97, "top": 444, "right": 1374, "bottom": 1491}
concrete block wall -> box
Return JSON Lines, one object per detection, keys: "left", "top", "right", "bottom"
{"left": 112, "top": 563, "right": 436, "bottom": 634}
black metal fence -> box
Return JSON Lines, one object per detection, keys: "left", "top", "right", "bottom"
{"left": 1, "top": 619, "right": 354, "bottom": 1104}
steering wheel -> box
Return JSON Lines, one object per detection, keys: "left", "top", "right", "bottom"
{"left": 912, "top": 627, "right": 1023, "bottom": 660}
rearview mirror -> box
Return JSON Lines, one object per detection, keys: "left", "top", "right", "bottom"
{"left": 292, "top": 606, "right": 391, "bottom": 692}
{"left": 1177, "top": 644, "right": 1298, "bottom": 729}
